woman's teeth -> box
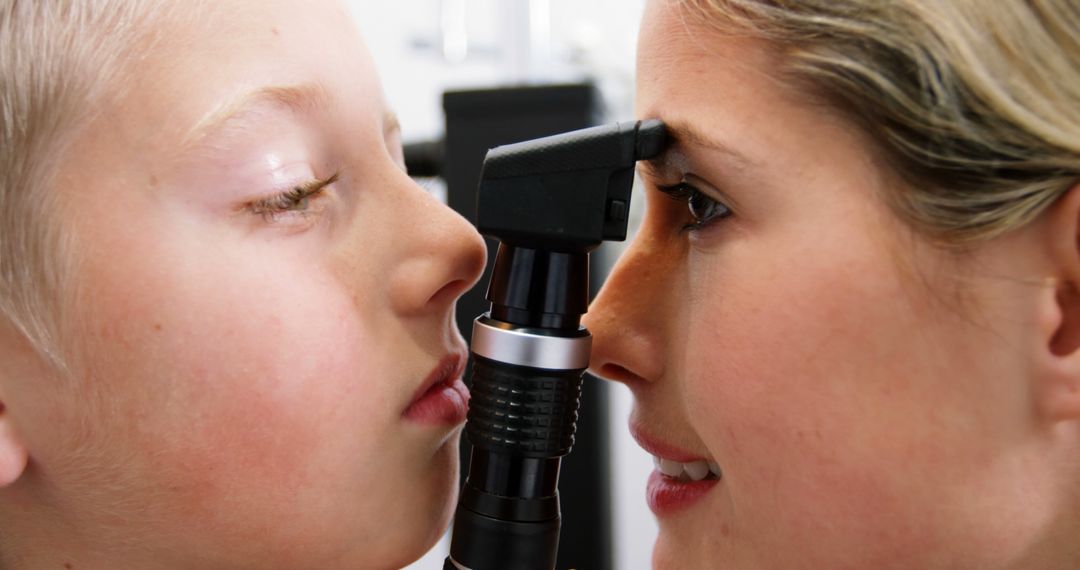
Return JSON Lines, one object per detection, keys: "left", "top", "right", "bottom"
{"left": 653, "top": 456, "right": 722, "bottom": 482}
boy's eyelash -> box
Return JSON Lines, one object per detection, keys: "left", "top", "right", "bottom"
{"left": 248, "top": 172, "right": 339, "bottom": 220}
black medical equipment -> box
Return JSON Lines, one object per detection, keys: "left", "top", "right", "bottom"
{"left": 445, "top": 119, "right": 667, "bottom": 570}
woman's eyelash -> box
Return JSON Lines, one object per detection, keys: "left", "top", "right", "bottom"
{"left": 656, "top": 181, "right": 732, "bottom": 231}
{"left": 248, "top": 172, "right": 339, "bottom": 221}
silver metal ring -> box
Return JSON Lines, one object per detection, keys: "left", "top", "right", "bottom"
{"left": 470, "top": 317, "right": 591, "bottom": 370}
{"left": 447, "top": 557, "right": 472, "bottom": 570}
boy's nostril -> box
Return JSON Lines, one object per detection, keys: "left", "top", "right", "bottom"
{"left": 427, "top": 278, "right": 470, "bottom": 308}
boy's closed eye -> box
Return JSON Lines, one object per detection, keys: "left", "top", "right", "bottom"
{"left": 245, "top": 171, "right": 339, "bottom": 223}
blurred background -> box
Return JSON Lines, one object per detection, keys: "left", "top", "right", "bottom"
{"left": 347, "top": 1, "right": 656, "bottom": 568}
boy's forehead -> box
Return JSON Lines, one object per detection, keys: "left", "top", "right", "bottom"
{"left": 174, "top": 82, "right": 398, "bottom": 157}
{"left": 59, "top": 0, "right": 389, "bottom": 189}
{"left": 180, "top": 83, "right": 335, "bottom": 150}
{"left": 123, "top": 2, "right": 376, "bottom": 115}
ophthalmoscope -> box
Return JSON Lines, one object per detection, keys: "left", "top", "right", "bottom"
{"left": 445, "top": 119, "right": 667, "bottom": 570}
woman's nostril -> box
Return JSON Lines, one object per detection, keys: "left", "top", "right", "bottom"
{"left": 594, "top": 363, "right": 645, "bottom": 385}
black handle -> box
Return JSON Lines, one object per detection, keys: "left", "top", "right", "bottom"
{"left": 467, "top": 356, "right": 586, "bottom": 458}
{"left": 447, "top": 356, "right": 586, "bottom": 570}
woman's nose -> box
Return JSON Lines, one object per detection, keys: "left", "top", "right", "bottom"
{"left": 386, "top": 175, "right": 487, "bottom": 317}
{"left": 584, "top": 231, "right": 673, "bottom": 387}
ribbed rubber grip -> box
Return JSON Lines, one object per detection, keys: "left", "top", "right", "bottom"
{"left": 466, "top": 355, "right": 586, "bottom": 458}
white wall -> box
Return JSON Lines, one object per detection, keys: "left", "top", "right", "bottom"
{"left": 345, "top": 2, "right": 657, "bottom": 568}
{"left": 349, "top": 0, "right": 642, "bottom": 143}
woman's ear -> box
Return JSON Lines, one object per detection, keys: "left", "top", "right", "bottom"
{"left": 0, "top": 320, "right": 36, "bottom": 487}
{"left": 1036, "top": 181, "right": 1080, "bottom": 422}
{"left": 0, "top": 402, "right": 28, "bottom": 487}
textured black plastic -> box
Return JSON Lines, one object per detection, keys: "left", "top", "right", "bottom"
{"left": 480, "top": 119, "right": 665, "bottom": 179}
{"left": 481, "top": 122, "right": 639, "bottom": 179}
{"left": 476, "top": 120, "right": 668, "bottom": 250}
{"left": 466, "top": 355, "right": 586, "bottom": 458}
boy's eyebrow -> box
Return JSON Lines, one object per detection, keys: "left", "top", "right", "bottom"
{"left": 383, "top": 110, "right": 401, "bottom": 138}
{"left": 179, "top": 82, "right": 401, "bottom": 149}
{"left": 180, "top": 83, "right": 331, "bottom": 149}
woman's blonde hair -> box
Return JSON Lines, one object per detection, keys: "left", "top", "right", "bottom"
{"left": 680, "top": 0, "right": 1080, "bottom": 245}
{"left": 1, "top": 1, "right": 175, "bottom": 370}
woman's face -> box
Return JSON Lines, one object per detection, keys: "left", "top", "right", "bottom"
{"left": 14, "top": 0, "right": 485, "bottom": 567}
{"left": 587, "top": 1, "right": 1050, "bottom": 568}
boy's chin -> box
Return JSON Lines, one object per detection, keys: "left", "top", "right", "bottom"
{"left": 388, "top": 440, "right": 461, "bottom": 566}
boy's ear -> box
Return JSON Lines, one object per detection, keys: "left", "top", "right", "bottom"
{"left": 1037, "top": 182, "right": 1080, "bottom": 422}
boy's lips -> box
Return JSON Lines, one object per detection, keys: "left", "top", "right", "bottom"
{"left": 403, "top": 352, "right": 470, "bottom": 425}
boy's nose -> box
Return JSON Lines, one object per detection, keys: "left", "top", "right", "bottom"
{"left": 385, "top": 175, "right": 487, "bottom": 317}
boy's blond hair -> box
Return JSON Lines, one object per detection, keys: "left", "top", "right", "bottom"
{"left": 1, "top": 2, "right": 177, "bottom": 371}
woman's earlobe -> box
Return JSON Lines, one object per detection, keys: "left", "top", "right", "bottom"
{"left": 1036, "top": 182, "right": 1080, "bottom": 422}
{"left": 1034, "top": 356, "right": 1080, "bottom": 422}
{"left": 1049, "top": 281, "right": 1080, "bottom": 357}
{"left": 0, "top": 402, "right": 28, "bottom": 487}
{"left": 1040, "top": 284, "right": 1080, "bottom": 421}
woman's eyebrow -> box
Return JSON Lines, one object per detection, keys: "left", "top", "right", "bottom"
{"left": 642, "top": 119, "right": 753, "bottom": 174}
{"left": 179, "top": 82, "right": 334, "bottom": 150}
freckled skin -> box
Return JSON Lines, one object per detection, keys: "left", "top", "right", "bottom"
{"left": 0, "top": 0, "right": 486, "bottom": 568}
{"left": 585, "top": 1, "right": 1078, "bottom": 569}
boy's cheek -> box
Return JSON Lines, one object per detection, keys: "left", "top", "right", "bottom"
{"left": 70, "top": 226, "right": 384, "bottom": 443}
{"left": 55, "top": 153, "right": 411, "bottom": 516}
{"left": 67, "top": 266, "right": 387, "bottom": 512}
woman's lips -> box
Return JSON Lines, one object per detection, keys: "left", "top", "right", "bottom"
{"left": 647, "top": 471, "right": 719, "bottom": 518}
{"left": 403, "top": 353, "right": 469, "bottom": 426}
{"left": 630, "top": 423, "right": 707, "bottom": 463}
{"left": 632, "top": 423, "right": 722, "bottom": 517}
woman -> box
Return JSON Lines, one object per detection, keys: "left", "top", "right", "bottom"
{"left": 0, "top": 1, "right": 485, "bottom": 567}
{"left": 586, "top": 0, "right": 1080, "bottom": 568}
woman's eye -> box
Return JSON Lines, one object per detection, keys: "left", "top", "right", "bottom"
{"left": 658, "top": 181, "right": 732, "bottom": 231}
{"left": 687, "top": 188, "right": 731, "bottom": 228}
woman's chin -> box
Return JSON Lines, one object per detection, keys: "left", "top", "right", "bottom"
{"left": 652, "top": 531, "right": 686, "bottom": 570}
{"left": 651, "top": 518, "right": 724, "bottom": 570}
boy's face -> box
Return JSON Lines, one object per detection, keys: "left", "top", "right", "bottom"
{"left": 17, "top": 0, "right": 485, "bottom": 566}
